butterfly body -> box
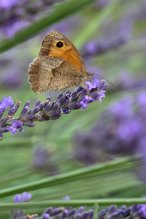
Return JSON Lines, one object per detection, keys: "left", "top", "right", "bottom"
{"left": 28, "top": 30, "right": 90, "bottom": 94}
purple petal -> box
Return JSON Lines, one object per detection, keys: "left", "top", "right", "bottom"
{"left": 13, "top": 194, "right": 22, "bottom": 203}
{"left": 21, "top": 192, "right": 32, "bottom": 202}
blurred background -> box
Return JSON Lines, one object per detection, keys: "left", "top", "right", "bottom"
{"left": 0, "top": 0, "right": 146, "bottom": 217}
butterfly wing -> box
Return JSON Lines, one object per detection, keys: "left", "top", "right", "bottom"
{"left": 48, "top": 60, "right": 87, "bottom": 91}
{"left": 28, "top": 56, "right": 90, "bottom": 93}
{"left": 28, "top": 30, "right": 91, "bottom": 93}
{"left": 28, "top": 56, "right": 63, "bottom": 93}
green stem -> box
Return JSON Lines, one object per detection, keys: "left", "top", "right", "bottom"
{"left": 94, "top": 204, "right": 99, "bottom": 219}
{"left": 0, "top": 157, "right": 137, "bottom": 198}
{"left": 1, "top": 198, "right": 146, "bottom": 209}
{"left": 0, "top": 0, "right": 96, "bottom": 54}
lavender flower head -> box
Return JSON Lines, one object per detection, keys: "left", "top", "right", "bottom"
{"left": 0, "top": 0, "right": 61, "bottom": 37}
{"left": 82, "top": 35, "right": 129, "bottom": 58}
{"left": 0, "top": 77, "right": 106, "bottom": 139}
{"left": 73, "top": 92, "right": 146, "bottom": 172}
{"left": 0, "top": 0, "right": 19, "bottom": 9}
{"left": 13, "top": 192, "right": 32, "bottom": 203}
{"left": 98, "top": 204, "right": 146, "bottom": 219}
{"left": 32, "top": 145, "right": 59, "bottom": 175}
{"left": 10, "top": 204, "right": 146, "bottom": 219}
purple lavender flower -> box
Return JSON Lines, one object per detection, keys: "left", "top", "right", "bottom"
{"left": 13, "top": 192, "right": 32, "bottom": 203}
{"left": 2, "top": 21, "right": 29, "bottom": 38}
{"left": 21, "top": 192, "right": 32, "bottom": 202}
{"left": 85, "top": 78, "right": 99, "bottom": 90}
{"left": 42, "top": 207, "right": 94, "bottom": 219}
{"left": 80, "top": 96, "right": 94, "bottom": 109}
{"left": 10, "top": 209, "right": 26, "bottom": 219}
{"left": 0, "top": 0, "right": 19, "bottom": 9}
{"left": 8, "top": 120, "right": 23, "bottom": 135}
{"left": 0, "top": 78, "right": 106, "bottom": 139}
{"left": 13, "top": 194, "right": 22, "bottom": 203}
{"left": 0, "top": 96, "right": 13, "bottom": 112}
{"left": 109, "top": 72, "right": 146, "bottom": 99}
{"left": 0, "top": 0, "right": 62, "bottom": 37}
{"left": 32, "top": 146, "right": 50, "bottom": 170}
{"left": 1, "top": 70, "right": 23, "bottom": 89}
{"left": 73, "top": 92, "right": 146, "bottom": 175}
{"left": 32, "top": 145, "right": 58, "bottom": 175}
{"left": 10, "top": 204, "right": 146, "bottom": 219}
{"left": 82, "top": 35, "right": 129, "bottom": 58}
{"left": 43, "top": 213, "right": 50, "bottom": 219}
{"left": 130, "top": 204, "right": 146, "bottom": 219}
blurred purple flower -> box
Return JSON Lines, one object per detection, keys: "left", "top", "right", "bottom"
{"left": 32, "top": 146, "right": 50, "bottom": 170}
{"left": 11, "top": 204, "right": 146, "bottom": 219}
{"left": 73, "top": 92, "right": 146, "bottom": 178}
{"left": 2, "top": 20, "right": 29, "bottom": 38}
{"left": 0, "top": 78, "right": 106, "bottom": 139}
{"left": 85, "top": 41, "right": 97, "bottom": 55}
{"left": 109, "top": 72, "right": 146, "bottom": 96}
{"left": 82, "top": 35, "right": 129, "bottom": 58}
{"left": 0, "top": 0, "right": 19, "bottom": 9}
{"left": 10, "top": 209, "right": 26, "bottom": 219}
{"left": 62, "top": 195, "right": 70, "bottom": 201}
{"left": 94, "top": 0, "right": 110, "bottom": 9}
{"left": 0, "top": 0, "right": 60, "bottom": 37}
{"left": 131, "top": 204, "right": 146, "bottom": 218}
{"left": 13, "top": 194, "right": 22, "bottom": 203}
{"left": 21, "top": 192, "right": 32, "bottom": 202}
{"left": 43, "top": 213, "right": 50, "bottom": 219}
{"left": 99, "top": 205, "right": 125, "bottom": 219}
{"left": 32, "top": 145, "right": 58, "bottom": 175}
{"left": 13, "top": 192, "right": 32, "bottom": 203}
{"left": 1, "top": 70, "right": 23, "bottom": 89}
{"left": 0, "top": 96, "right": 13, "bottom": 111}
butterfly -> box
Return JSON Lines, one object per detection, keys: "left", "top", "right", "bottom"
{"left": 28, "top": 30, "right": 90, "bottom": 94}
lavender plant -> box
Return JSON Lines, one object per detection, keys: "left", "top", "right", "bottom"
{"left": 10, "top": 200, "right": 146, "bottom": 219}
{"left": 73, "top": 92, "right": 146, "bottom": 180}
{"left": 0, "top": 0, "right": 61, "bottom": 37}
{"left": 82, "top": 35, "right": 129, "bottom": 58}
{"left": 0, "top": 78, "right": 106, "bottom": 139}
{"left": 10, "top": 192, "right": 146, "bottom": 218}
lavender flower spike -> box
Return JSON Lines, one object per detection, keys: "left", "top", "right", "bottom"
{"left": 82, "top": 35, "right": 129, "bottom": 58}
{"left": 0, "top": 78, "right": 106, "bottom": 139}
{"left": 10, "top": 204, "right": 146, "bottom": 219}
{"left": 39, "top": 204, "right": 146, "bottom": 219}
{"left": 13, "top": 192, "right": 32, "bottom": 203}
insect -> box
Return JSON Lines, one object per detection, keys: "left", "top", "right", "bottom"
{"left": 28, "top": 30, "right": 90, "bottom": 94}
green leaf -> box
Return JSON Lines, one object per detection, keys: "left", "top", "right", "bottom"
{"left": 1, "top": 198, "right": 146, "bottom": 210}
{"left": 0, "top": 157, "right": 138, "bottom": 198}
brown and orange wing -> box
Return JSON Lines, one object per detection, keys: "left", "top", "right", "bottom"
{"left": 28, "top": 56, "right": 90, "bottom": 93}
{"left": 28, "top": 30, "right": 90, "bottom": 93}
{"left": 39, "top": 30, "right": 86, "bottom": 73}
